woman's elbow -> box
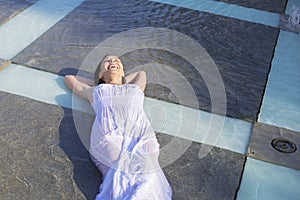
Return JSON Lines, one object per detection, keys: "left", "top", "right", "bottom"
{"left": 138, "top": 70, "right": 146, "bottom": 75}
{"left": 64, "top": 75, "right": 75, "bottom": 90}
{"left": 138, "top": 71, "right": 146, "bottom": 80}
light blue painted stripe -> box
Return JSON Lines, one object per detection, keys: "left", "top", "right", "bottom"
{"left": 144, "top": 97, "right": 253, "bottom": 155}
{"left": 258, "top": 31, "right": 300, "bottom": 132}
{"left": 151, "top": 0, "right": 280, "bottom": 27}
{"left": 285, "top": 0, "right": 300, "bottom": 15}
{"left": 0, "top": 0, "right": 84, "bottom": 60}
{"left": 0, "top": 64, "right": 252, "bottom": 155}
{"left": 0, "top": 64, "right": 93, "bottom": 113}
{"left": 236, "top": 157, "right": 300, "bottom": 200}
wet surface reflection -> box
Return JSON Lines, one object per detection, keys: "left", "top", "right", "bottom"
{"left": 12, "top": 0, "right": 279, "bottom": 121}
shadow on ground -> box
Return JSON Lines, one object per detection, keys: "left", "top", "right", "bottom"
{"left": 59, "top": 107, "right": 101, "bottom": 199}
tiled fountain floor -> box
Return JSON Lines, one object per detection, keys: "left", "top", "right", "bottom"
{"left": 0, "top": 91, "right": 245, "bottom": 200}
{"left": 0, "top": 0, "right": 299, "bottom": 199}
{"left": 10, "top": 0, "right": 279, "bottom": 121}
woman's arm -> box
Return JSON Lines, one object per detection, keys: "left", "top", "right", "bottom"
{"left": 64, "top": 75, "right": 94, "bottom": 103}
{"left": 76, "top": 76, "right": 95, "bottom": 86}
{"left": 125, "top": 71, "right": 146, "bottom": 92}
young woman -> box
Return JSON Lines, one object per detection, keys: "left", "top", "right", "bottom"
{"left": 64, "top": 55, "right": 172, "bottom": 200}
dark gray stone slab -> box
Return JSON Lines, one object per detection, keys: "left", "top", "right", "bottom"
{"left": 0, "top": 91, "right": 100, "bottom": 199}
{"left": 0, "top": 91, "right": 245, "bottom": 199}
{"left": 13, "top": 0, "right": 278, "bottom": 121}
{"left": 157, "top": 133, "right": 245, "bottom": 200}
{"left": 248, "top": 123, "right": 300, "bottom": 171}
{"left": 216, "top": 0, "right": 287, "bottom": 14}
{"left": 0, "top": 0, "right": 37, "bottom": 25}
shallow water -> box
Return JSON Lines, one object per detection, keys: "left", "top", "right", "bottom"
{"left": 8, "top": 0, "right": 279, "bottom": 122}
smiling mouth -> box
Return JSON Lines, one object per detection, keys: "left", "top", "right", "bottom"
{"left": 108, "top": 65, "right": 118, "bottom": 71}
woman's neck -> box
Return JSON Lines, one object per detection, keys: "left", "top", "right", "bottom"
{"left": 105, "top": 78, "right": 122, "bottom": 85}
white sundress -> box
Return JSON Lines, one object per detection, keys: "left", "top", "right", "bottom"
{"left": 89, "top": 84, "right": 172, "bottom": 200}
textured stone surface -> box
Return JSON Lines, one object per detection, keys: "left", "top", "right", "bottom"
{"left": 248, "top": 123, "right": 300, "bottom": 171}
{"left": 0, "top": 0, "right": 37, "bottom": 25}
{"left": 0, "top": 91, "right": 99, "bottom": 199}
{"left": 59, "top": 108, "right": 101, "bottom": 199}
{"left": 12, "top": 0, "right": 279, "bottom": 121}
{"left": 0, "top": 91, "right": 245, "bottom": 199}
{"left": 157, "top": 133, "right": 245, "bottom": 200}
{"left": 216, "top": 0, "right": 287, "bottom": 14}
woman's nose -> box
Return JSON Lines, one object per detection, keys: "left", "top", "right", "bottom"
{"left": 109, "top": 59, "right": 116, "bottom": 64}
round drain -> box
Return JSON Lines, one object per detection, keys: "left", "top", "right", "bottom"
{"left": 271, "top": 138, "right": 297, "bottom": 153}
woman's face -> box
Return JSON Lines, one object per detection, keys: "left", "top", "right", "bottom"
{"left": 98, "top": 55, "right": 124, "bottom": 81}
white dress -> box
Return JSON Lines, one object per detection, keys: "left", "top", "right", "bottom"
{"left": 89, "top": 84, "right": 172, "bottom": 200}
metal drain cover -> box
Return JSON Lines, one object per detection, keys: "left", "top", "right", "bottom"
{"left": 271, "top": 138, "right": 297, "bottom": 153}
